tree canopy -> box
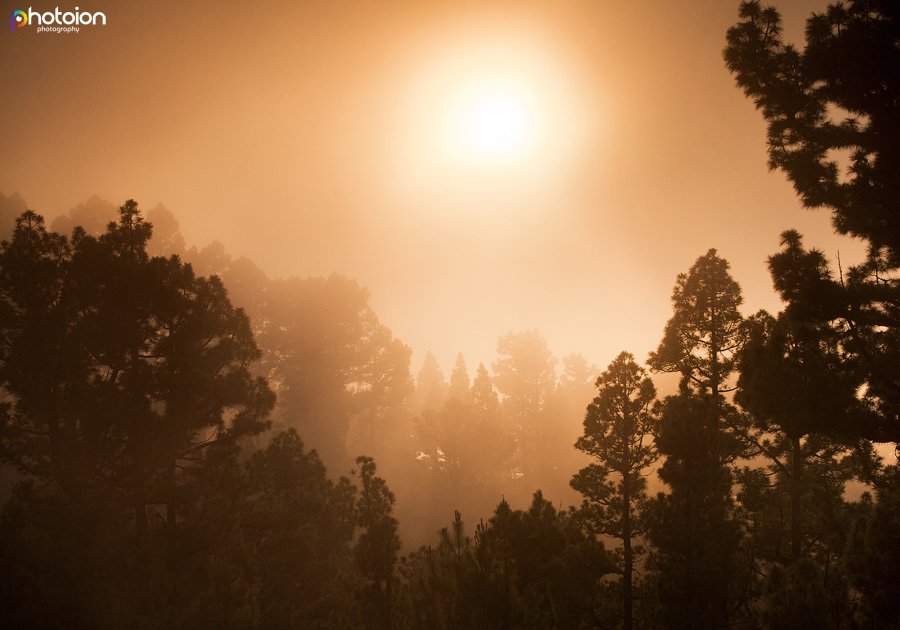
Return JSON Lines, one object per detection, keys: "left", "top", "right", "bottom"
{"left": 725, "top": 0, "right": 900, "bottom": 264}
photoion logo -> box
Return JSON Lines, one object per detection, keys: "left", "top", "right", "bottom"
{"left": 10, "top": 9, "right": 27, "bottom": 30}
{"left": 9, "top": 6, "right": 107, "bottom": 33}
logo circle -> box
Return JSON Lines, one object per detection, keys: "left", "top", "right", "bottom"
{"left": 10, "top": 10, "right": 28, "bottom": 31}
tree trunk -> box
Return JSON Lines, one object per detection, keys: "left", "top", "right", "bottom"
{"left": 385, "top": 573, "right": 393, "bottom": 630}
{"left": 167, "top": 460, "right": 178, "bottom": 625}
{"left": 167, "top": 461, "right": 177, "bottom": 533}
{"left": 790, "top": 435, "right": 802, "bottom": 562}
{"left": 623, "top": 515, "right": 633, "bottom": 630}
{"left": 135, "top": 498, "right": 147, "bottom": 542}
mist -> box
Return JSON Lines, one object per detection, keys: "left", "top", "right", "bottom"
{"left": 2, "top": 0, "right": 898, "bottom": 628}
{"left": 1, "top": 0, "right": 864, "bottom": 372}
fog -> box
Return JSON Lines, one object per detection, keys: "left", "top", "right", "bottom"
{"left": 1, "top": 0, "right": 862, "bottom": 374}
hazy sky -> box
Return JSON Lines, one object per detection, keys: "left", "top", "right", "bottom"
{"left": 1, "top": 0, "right": 864, "bottom": 375}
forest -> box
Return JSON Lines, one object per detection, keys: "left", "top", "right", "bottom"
{"left": 1, "top": 1, "right": 898, "bottom": 628}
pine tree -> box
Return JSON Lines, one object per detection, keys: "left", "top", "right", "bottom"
{"left": 412, "top": 351, "right": 448, "bottom": 415}
{"left": 735, "top": 309, "right": 880, "bottom": 624}
{"left": 258, "top": 274, "right": 413, "bottom": 471}
{"left": 354, "top": 455, "right": 400, "bottom": 630}
{"left": 725, "top": 1, "right": 900, "bottom": 443}
{"left": 472, "top": 362, "right": 499, "bottom": 418}
{"left": 493, "top": 330, "right": 557, "bottom": 486}
{"left": 0, "top": 203, "right": 273, "bottom": 535}
{"left": 646, "top": 249, "right": 747, "bottom": 628}
{"left": 649, "top": 249, "right": 745, "bottom": 396}
{"left": 571, "top": 352, "right": 657, "bottom": 630}
{"left": 724, "top": 0, "right": 900, "bottom": 263}
{"left": 448, "top": 353, "right": 473, "bottom": 405}
{"left": 0, "top": 202, "right": 275, "bottom": 627}
{"left": 650, "top": 396, "right": 742, "bottom": 629}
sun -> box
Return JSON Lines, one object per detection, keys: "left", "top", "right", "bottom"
{"left": 391, "top": 25, "right": 594, "bottom": 200}
{"left": 451, "top": 80, "right": 538, "bottom": 162}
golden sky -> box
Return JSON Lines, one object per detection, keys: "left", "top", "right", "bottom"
{"left": 0, "top": 0, "right": 863, "bottom": 374}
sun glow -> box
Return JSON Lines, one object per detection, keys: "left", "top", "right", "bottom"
{"left": 389, "top": 23, "right": 597, "bottom": 220}
{"left": 449, "top": 79, "right": 538, "bottom": 163}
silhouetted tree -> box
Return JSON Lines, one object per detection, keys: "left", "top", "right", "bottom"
{"left": 763, "top": 230, "right": 899, "bottom": 442}
{"left": 413, "top": 365, "right": 514, "bottom": 530}
{"left": 571, "top": 352, "right": 657, "bottom": 630}
{"left": 726, "top": 11, "right": 900, "bottom": 617}
{"left": 412, "top": 351, "right": 448, "bottom": 415}
{"left": 649, "top": 396, "right": 742, "bottom": 629}
{"left": 468, "top": 363, "right": 515, "bottom": 511}
{"left": 355, "top": 455, "right": 400, "bottom": 630}
{"left": 259, "top": 275, "right": 412, "bottom": 470}
{"left": 725, "top": 0, "right": 900, "bottom": 263}
{"left": 0, "top": 202, "right": 274, "bottom": 628}
{"left": 493, "top": 330, "right": 557, "bottom": 490}
{"left": 845, "top": 466, "right": 900, "bottom": 627}
{"left": 735, "top": 309, "right": 881, "bottom": 624}
{"left": 472, "top": 362, "right": 499, "bottom": 418}
{"left": 145, "top": 203, "right": 187, "bottom": 258}
{"left": 647, "top": 249, "right": 747, "bottom": 628}
{"left": 739, "top": 310, "right": 878, "bottom": 554}
{"left": 447, "top": 353, "right": 473, "bottom": 405}
{"left": 725, "top": 1, "right": 899, "bottom": 443}
{"left": 242, "top": 430, "right": 359, "bottom": 629}
{"left": 0, "top": 477, "right": 140, "bottom": 628}
{"left": 0, "top": 203, "right": 273, "bottom": 536}
{"left": 649, "top": 248, "right": 746, "bottom": 396}
{"left": 542, "top": 353, "right": 598, "bottom": 507}
{"left": 396, "top": 493, "right": 611, "bottom": 629}
{"left": 49, "top": 194, "right": 117, "bottom": 236}
{"left": 558, "top": 353, "right": 598, "bottom": 403}
{"left": 734, "top": 434, "right": 877, "bottom": 627}
{"left": 412, "top": 354, "right": 479, "bottom": 520}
